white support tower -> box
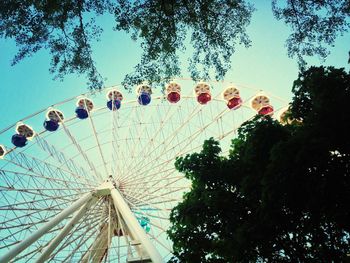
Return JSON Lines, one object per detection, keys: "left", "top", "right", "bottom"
{"left": 110, "top": 185, "right": 163, "bottom": 263}
{"left": 0, "top": 192, "right": 95, "bottom": 263}
{"left": 0, "top": 182, "right": 164, "bottom": 263}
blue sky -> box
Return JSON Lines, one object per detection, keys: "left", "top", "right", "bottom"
{"left": 0, "top": 1, "right": 349, "bottom": 132}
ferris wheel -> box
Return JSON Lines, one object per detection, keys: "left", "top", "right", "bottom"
{"left": 0, "top": 79, "right": 288, "bottom": 262}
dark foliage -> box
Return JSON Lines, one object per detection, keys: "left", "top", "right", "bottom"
{"left": 272, "top": 0, "right": 350, "bottom": 67}
{"left": 1, "top": 1, "right": 348, "bottom": 89}
{"left": 0, "top": 0, "right": 253, "bottom": 89}
{"left": 115, "top": 0, "right": 253, "bottom": 87}
{"left": 0, "top": 0, "right": 110, "bottom": 89}
{"left": 168, "top": 66, "right": 350, "bottom": 262}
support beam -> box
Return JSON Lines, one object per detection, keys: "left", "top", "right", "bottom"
{"left": 80, "top": 223, "right": 110, "bottom": 263}
{"left": 0, "top": 192, "right": 94, "bottom": 263}
{"left": 35, "top": 196, "right": 98, "bottom": 263}
{"left": 110, "top": 186, "right": 163, "bottom": 263}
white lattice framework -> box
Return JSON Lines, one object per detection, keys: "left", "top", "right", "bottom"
{"left": 0, "top": 79, "right": 288, "bottom": 262}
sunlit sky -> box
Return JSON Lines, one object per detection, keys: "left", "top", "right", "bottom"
{"left": 0, "top": 1, "right": 349, "bottom": 132}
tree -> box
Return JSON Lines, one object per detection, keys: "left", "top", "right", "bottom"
{"left": 168, "top": 66, "right": 350, "bottom": 262}
{"left": 1, "top": 1, "right": 349, "bottom": 90}
{"left": 0, "top": 0, "right": 253, "bottom": 89}
{"left": 272, "top": 0, "right": 350, "bottom": 66}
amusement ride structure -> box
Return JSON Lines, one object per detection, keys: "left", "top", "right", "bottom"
{"left": 0, "top": 80, "right": 288, "bottom": 262}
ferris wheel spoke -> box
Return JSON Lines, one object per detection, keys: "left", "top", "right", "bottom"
{"left": 36, "top": 197, "right": 100, "bottom": 263}
{"left": 0, "top": 220, "right": 66, "bottom": 253}
{"left": 125, "top": 179, "right": 188, "bottom": 201}
{"left": 0, "top": 218, "right": 52, "bottom": 231}
{"left": 128, "top": 99, "right": 205, "bottom": 171}
{"left": 59, "top": 221, "right": 102, "bottom": 263}
{"left": 49, "top": 202, "right": 104, "bottom": 262}
{"left": 126, "top": 183, "right": 189, "bottom": 204}
{"left": 86, "top": 108, "right": 109, "bottom": 178}
{"left": 0, "top": 192, "right": 95, "bottom": 262}
{"left": 58, "top": 121, "right": 103, "bottom": 182}
{"left": 123, "top": 193, "right": 172, "bottom": 214}
{"left": 0, "top": 194, "right": 84, "bottom": 229}
{"left": 122, "top": 107, "right": 228, "bottom": 182}
{"left": 126, "top": 170, "right": 187, "bottom": 199}
{"left": 0, "top": 187, "right": 90, "bottom": 209}
{"left": 119, "top": 105, "right": 168, "bottom": 178}
{"left": 0, "top": 199, "right": 84, "bottom": 245}
{"left": 9, "top": 226, "right": 65, "bottom": 262}
{"left": 114, "top": 103, "right": 142, "bottom": 181}
{"left": 140, "top": 186, "right": 190, "bottom": 207}
{"left": 0, "top": 186, "right": 92, "bottom": 192}
{"left": 127, "top": 204, "right": 169, "bottom": 221}
{"left": 126, "top": 107, "right": 148, "bottom": 160}
{"left": 67, "top": 140, "right": 124, "bottom": 178}
{"left": 110, "top": 109, "right": 119, "bottom": 177}
{"left": 148, "top": 100, "right": 227, "bottom": 157}
{"left": 34, "top": 135, "right": 96, "bottom": 186}
{"left": 121, "top": 111, "right": 235, "bottom": 190}
{"left": 0, "top": 190, "right": 82, "bottom": 223}
{"left": 134, "top": 193, "right": 186, "bottom": 209}
{"left": 22, "top": 219, "right": 101, "bottom": 261}
{"left": 123, "top": 188, "right": 182, "bottom": 207}
{"left": 51, "top": 227, "right": 108, "bottom": 263}
{"left": 2, "top": 151, "right": 94, "bottom": 188}
{"left": 120, "top": 161, "right": 181, "bottom": 190}
{"left": 114, "top": 138, "right": 129, "bottom": 181}
{"left": 130, "top": 100, "right": 213, "bottom": 169}
{"left": 0, "top": 169, "right": 91, "bottom": 189}
{"left": 121, "top": 104, "right": 179, "bottom": 177}
{"left": 120, "top": 163, "right": 179, "bottom": 187}
{"left": 123, "top": 174, "right": 184, "bottom": 187}
{"left": 12, "top": 244, "right": 43, "bottom": 262}
{"left": 143, "top": 172, "right": 188, "bottom": 195}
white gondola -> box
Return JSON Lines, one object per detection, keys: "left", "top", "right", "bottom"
{"left": 0, "top": 145, "right": 6, "bottom": 159}
{"left": 107, "top": 89, "right": 124, "bottom": 101}
{"left": 222, "top": 86, "right": 242, "bottom": 110}
{"left": 222, "top": 86, "right": 240, "bottom": 101}
{"left": 76, "top": 97, "right": 94, "bottom": 111}
{"left": 16, "top": 123, "right": 35, "bottom": 139}
{"left": 166, "top": 81, "right": 181, "bottom": 103}
{"left": 136, "top": 84, "right": 152, "bottom": 95}
{"left": 194, "top": 82, "right": 211, "bottom": 105}
{"left": 46, "top": 108, "right": 65, "bottom": 122}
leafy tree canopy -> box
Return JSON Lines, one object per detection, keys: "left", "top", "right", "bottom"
{"left": 0, "top": 0, "right": 253, "bottom": 89}
{"left": 0, "top": 1, "right": 349, "bottom": 89}
{"left": 272, "top": 0, "right": 350, "bottom": 67}
{"left": 168, "top": 66, "right": 350, "bottom": 262}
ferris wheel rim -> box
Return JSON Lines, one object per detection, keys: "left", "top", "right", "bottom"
{"left": 0, "top": 77, "right": 287, "bottom": 137}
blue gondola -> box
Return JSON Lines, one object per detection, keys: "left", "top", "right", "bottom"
{"left": 11, "top": 134, "right": 27, "bottom": 147}
{"left": 43, "top": 120, "right": 59, "bottom": 132}
{"left": 138, "top": 92, "right": 151, "bottom": 106}
{"left": 75, "top": 107, "right": 89, "bottom": 119}
{"left": 107, "top": 99, "right": 121, "bottom": 110}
